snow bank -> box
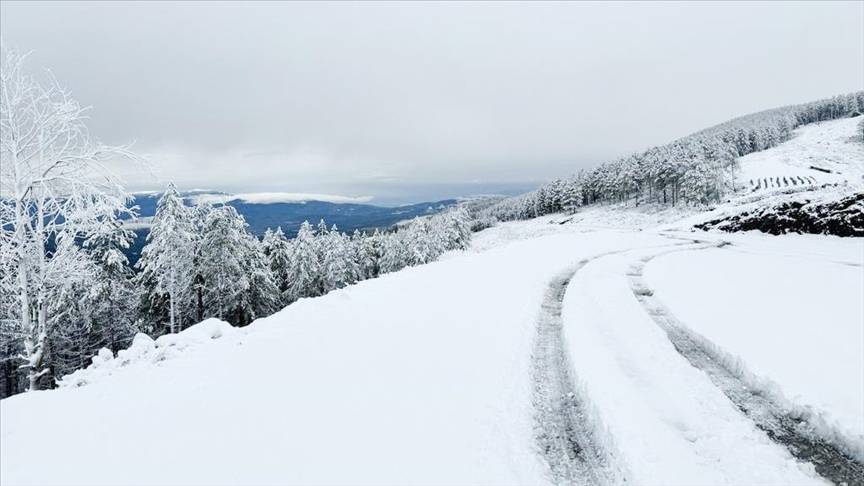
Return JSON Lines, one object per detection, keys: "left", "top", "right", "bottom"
{"left": 59, "top": 318, "right": 237, "bottom": 389}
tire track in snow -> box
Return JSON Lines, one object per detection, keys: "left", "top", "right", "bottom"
{"left": 532, "top": 252, "right": 629, "bottom": 485}
{"left": 628, "top": 243, "right": 864, "bottom": 486}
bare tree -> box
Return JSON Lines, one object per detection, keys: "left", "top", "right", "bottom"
{"left": 0, "top": 44, "right": 138, "bottom": 391}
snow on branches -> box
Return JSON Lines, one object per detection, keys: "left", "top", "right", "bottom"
{"left": 0, "top": 44, "right": 140, "bottom": 393}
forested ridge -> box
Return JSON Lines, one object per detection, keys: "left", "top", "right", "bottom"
{"left": 481, "top": 91, "right": 864, "bottom": 222}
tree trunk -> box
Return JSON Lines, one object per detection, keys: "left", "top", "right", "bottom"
{"left": 169, "top": 291, "right": 176, "bottom": 334}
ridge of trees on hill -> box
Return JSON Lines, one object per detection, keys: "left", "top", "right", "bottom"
{"left": 483, "top": 91, "right": 864, "bottom": 222}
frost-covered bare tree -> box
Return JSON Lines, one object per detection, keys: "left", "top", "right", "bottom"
{"left": 0, "top": 45, "right": 137, "bottom": 391}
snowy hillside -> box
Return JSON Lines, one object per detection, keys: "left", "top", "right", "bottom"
{"left": 4, "top": 103, "right": 864, "bottom": 486}
{"left": 737, "top": 116, "right": 864, "bottom": 193}
{"left": 4, "top": 104, "right": 864, "bottom": 485}
{"left": 3, "top": 214, "right": 863, "bottom": 485}
{"left": 3, "top": 3, "right": 863, "bottom": 485}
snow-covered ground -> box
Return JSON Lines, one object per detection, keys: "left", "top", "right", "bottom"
{"left": 1, "top": 228, "right": 665, "bottom": 486}
{"left": 563, "top": 243, "right": 824, "bottom": 485}
{"left": 643, "top": 235, "right": 864, "bottom": 451}
{"left": 3, "top": 119, "right": 863, "bottom": 485}
{"left": 737, "top": 117, "right": 864, "bottom": 192}
{"left": 5, "top": 215, "right": 860, "bottom": 485}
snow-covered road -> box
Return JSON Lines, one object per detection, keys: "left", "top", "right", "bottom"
{"left": 632, "top": 245, "right": 864, "bottom": 484}
{"left": 2, "top": 216, "right": 862, "bottom": 485}
{"left": 560, "top": 242, "right": 821, "bottom": 485}
{"left": 479, "top": 217, "right": 862, "bottom": 484}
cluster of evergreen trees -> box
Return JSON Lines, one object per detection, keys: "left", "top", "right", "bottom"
{"left": 484, "top": 92, "right": 864, "bottom": 221}
{"left": 0, "top": 184, "right": 472, "bottom": 397}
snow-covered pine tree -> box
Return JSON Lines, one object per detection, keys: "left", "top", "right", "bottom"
{"left": 404, "top": 217, "right": 442, "bottom": 266}
{"left": 355, "top": 229, "right": 381, "bottom": 280}
{"left": 286, "top": 221, "right": 321, "bottom": 300}
{"left": 339, "top": 230, "right": 361, "bottom": 287}
{"left": 136, "top": 183, "right": 195, "bottom": 334}
{"left": 379, "top": 231, "right": 408, "bottom": 274}
{"left": 317, "top": 219, "right": 329, "bottom": 238}
{"left": 82, "top": 223, "right": 140, "bottom": 352}
{"left": 321, "top": 226, "right": 358, "bottom": 292}
{"left": 236, "top": 225, "right": 279, "bottom": 325}
{"left": 189, "top": 202, "right": 213, "bottom": 323}
{"left": 560, "top": 175, "right": 583, "bottom": 214}
{"left": 197, "top": 205, "right": 277, "bottom": 326}
{"left": 262, "top": 227, "right": 293, "bottom": 305}
{"left": 0, "top": 45, "right": 138, "bottom": 391}
{"left": 453, "top": 208, "right": 473, "bottom": 250}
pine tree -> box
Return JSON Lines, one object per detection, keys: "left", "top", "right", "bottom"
{"left": 321, "top": 226, "right": 357, "bottom": 292}
{"left": 404, "top": 218, "right": 440, "bottom": 266}
{"left": 189, "top": 202, "right": 213, "bottom": 323}
{"left": 262, "top": 227, "right": 293, "bottom": 305}
{"left": 379, "top": 232, "right": 408, "bottom": 274}
{"left": 200, "top": 206, "right": 277, "bottom": 326}
{"left": 136, "top": 183, "right": 195, "bottom": 334}
{"left": 83, "top": 223, "right": 140, "bottom": 352}
{"left": 355, "top": 230, "right": 381, "bottom": 280}
{"left": 237, "top": 229, "right": 279, "bottom": 325}
{"left": 286, "top": 221, "right": 321, "bottom": 300}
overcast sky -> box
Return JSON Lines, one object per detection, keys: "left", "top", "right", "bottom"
{"left": 1, "top": 1, "right": 862, "bottom": 203}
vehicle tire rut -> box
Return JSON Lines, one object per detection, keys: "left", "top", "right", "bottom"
{"left": 628, "top": 243, "right": 864, "bottom": 486}
{"left": 532, "top": 252, "right": 628, "bottom": 486}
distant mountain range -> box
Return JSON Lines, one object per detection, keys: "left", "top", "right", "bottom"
{"left": 124, "top": 191, "right": 459, "bottom": 265}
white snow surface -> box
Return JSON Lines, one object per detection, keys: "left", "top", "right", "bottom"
{"left": 3, "top": 228, "right": 654, "bottom": 486}
{"left": 3, "top": 121, "right": 863, "bottom": 485}
{"left": 644, "top": 235, "right": 864, "bottom": 452}
{"left": 562, "top": 243, "right": 823, "bottom": 485}
{"left": 737, "top": 117, "right": 864, "bottom": 191}
{"left": 5, "top": 217, "right": 855, "bottom": 485}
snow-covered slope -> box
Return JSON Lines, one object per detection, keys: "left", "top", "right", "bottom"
{"left": 3, "top": 118, "right": 864, "bottom": 485}
{"left": 4, "top": 216, "right": 862, "bottom": 484}
{"left": 738, "top": 116, "right": 864, "bottom": 193}
{"left": 0, "top": 229, "right": 666, "bottom": 486}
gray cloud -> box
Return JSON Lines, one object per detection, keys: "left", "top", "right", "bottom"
{"left": 2, "top": 1, "right": 862, "bottom": 202}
